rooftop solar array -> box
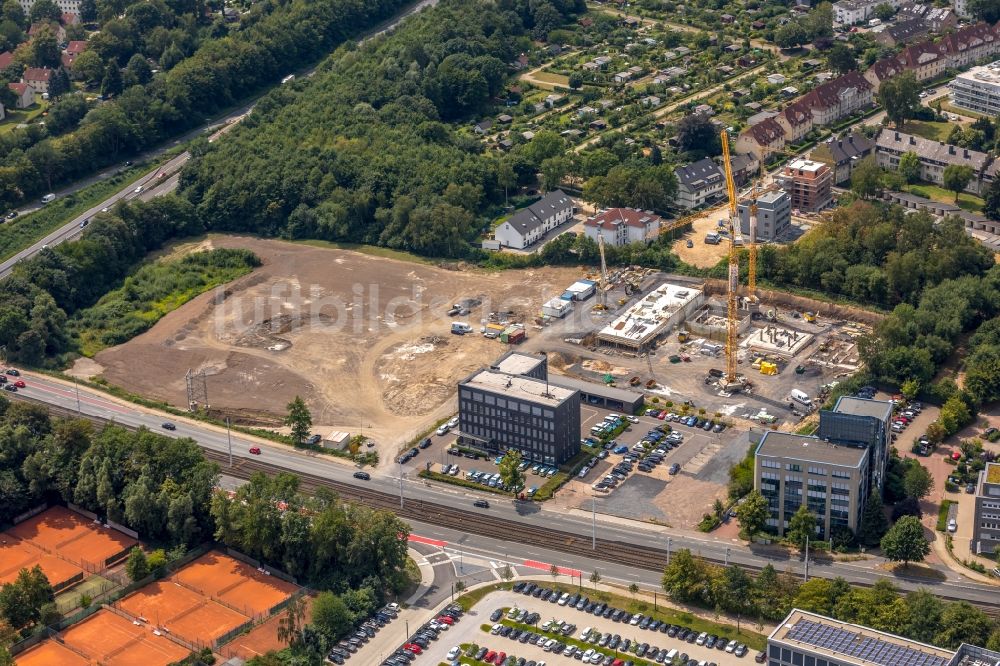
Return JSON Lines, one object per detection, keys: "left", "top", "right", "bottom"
{"left": 785, "top": 620, "right": 950, "bottom": 666}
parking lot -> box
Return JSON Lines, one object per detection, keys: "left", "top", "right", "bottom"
{"left": 410, "top": 588, "right": 756, "bottom": 666}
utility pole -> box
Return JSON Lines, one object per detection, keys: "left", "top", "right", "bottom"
{"left": 398, "top": 460, "right": 404, "bottom": 509}
{"left": 666, "top": 536, "right": 671, "bottom": 565}
{"left": 725, "top": 547, "right": 730, "bottom": 566}
{"left": 804, "top": 536, "right": 809, "bottom": 582}
{"left": 591, "top": 496, "right": 597, "bottom": 550}
{"left": 226, "top": 417, "right": 233, "bottom": 468}
{"left": 74, "top": 376, "right": 81, "bottom": 414}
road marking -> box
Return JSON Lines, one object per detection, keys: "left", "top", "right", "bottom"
{"left": 409, "top": 534, "right": 446, "bottom": 547}
{"left": 26, "top": 380, "right": 131, "bottom": 414}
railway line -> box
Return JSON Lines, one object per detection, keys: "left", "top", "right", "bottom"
{"left": 11, "top": 393, "right": 1000, "bottom": 619}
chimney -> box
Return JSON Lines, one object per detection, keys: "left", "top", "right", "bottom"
{"left": 949, "top": 146, "right": 955, "bottom": 155}
{"left": 848, "top": 135, "right": 854, "bottom": 145}
{"left": 909, "top": 136, "right": 916, "bottom": 145}
{"left": 964, "top": 149, "right": 970, "bottom": 158}
{"left": 894, "top": 132, "right": 900, "bottom": 141}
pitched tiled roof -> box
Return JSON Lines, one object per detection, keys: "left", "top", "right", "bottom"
{"left": 876, "top": 129, "right": 989, "bottom": 171}
{"left": 0, "top": 51, "right": 13, "bottom": 70}
{"left": 675, "top": 158, "right": 724, "bottom": 191}
{"left": 585, "top": 208, "right": 662, "bottom": 230}
{"left": 868, "top": 55, "right": 905, "bottom": 82}
{"left": 781, "top": 99, "right": 812, "bottom": 127}
{"left": 744, "top": 116, "right": 784, "bottom": 146}
{"left": 23, "top": 67, "right": 53, "bottom": 82}
{"left": 9, "top": 82, "right": 29, "bottom": 95}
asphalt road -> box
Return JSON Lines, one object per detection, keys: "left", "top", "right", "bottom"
{"left": 8, "top": 371, "right": 1000, "bottom": 608}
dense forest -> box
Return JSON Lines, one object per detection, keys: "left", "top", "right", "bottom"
{"left": 0, "top": 0, "right": 415, "bottom": 208}
{"left": 178, "top": 0, "right": 598, "bottom": 257}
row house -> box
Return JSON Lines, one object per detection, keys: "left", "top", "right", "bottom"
{"left": 582, "top": 208, "right": 662, "bottom": 247}
{"left": 875, "top": 129, "right": 992, "bottom": 194}
{"left": 801, "top": 70, "right": 874, "bottom": 125}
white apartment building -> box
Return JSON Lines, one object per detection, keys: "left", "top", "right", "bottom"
{"left": 950, "top": 61, "right": 1000, "bottom": 117}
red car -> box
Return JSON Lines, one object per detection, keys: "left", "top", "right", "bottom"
{"left": 13, "top": 380, "right": 25, "bottom": 388}
{"left": 403, "top": 643, "right": 422, "bottom": 655}
{"left": 951, "top": 451, "right": 962, "bottom": 461}
{"left": 249, "top": 447, "right": 261, "bottom": 455}
{"left": 657, "top": 411, "right": 667, "bottom": 420}
{"left": 483, "top": 650, "right": 496, "bottom": 662}
{"left": 436, "top": 615, "right": 454, "bottom": 625}
{"left": 494, "top": 652, "right": 506, "bottom": 665}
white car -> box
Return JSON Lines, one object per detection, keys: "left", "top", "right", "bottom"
{"left": 491, "top": 623, "right": 502, "bottom": 634}
{"left": 558, "top": 592, "right": 570, "bottom": 605}
{"left": 134, "top": 185, "right": 144, "bottom": 194}
{"left": 629, "top": 614, "right": 642, "bottom": 625}
{"left": 726, "top": 640, "right": 738, "bottom": 653}
{"left": 948, "top": 518, "right": 958, "bottom": 533}
{"left": 447, "top": 646, "right": 460, "bottom": 660}
{"left": 436, "top": 424, "right": 450, "bottom": 436}
{"left": 627, "top": 415, "right": 639, "bottom": 423}
{"left": 447, "top": 416, "right": 459, "bottom": 428}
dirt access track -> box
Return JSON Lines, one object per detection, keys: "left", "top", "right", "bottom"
{"left": 91, "top": 236, "right": 582, "bottom": 462}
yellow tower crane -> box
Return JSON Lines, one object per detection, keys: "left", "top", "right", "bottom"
{"left": 721, "top": 130, "right": 743, "bottom": 390}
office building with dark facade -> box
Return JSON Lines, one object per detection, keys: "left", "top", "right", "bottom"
{"left": 756, "top": 397, "right": 892, "bottom": 540}
{"left": 458, "top": 355, "right": 580, "bottom": 465}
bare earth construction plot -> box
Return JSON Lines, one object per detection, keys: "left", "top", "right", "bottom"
{"left": 88, "top": 236, "right": 582, "bottom": 459}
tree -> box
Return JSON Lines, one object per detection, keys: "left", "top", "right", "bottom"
{"left": 71, "top": 49, "right": 104, "bottom": 84}
{"left": 28, "top": 26, "right": 59, "bottom": 68}
{"left": 498, "top": 449, "right": 524, "bottom": 492}
{"left": 903, "top": 463, "right": 933, "bottom": 500}
{"left": 879, "top": 72, "right": 920, "bottom": 128}
{"left": 874, "top": 2, "right": 895, "bottom": 20}
{"left": 589, "top": 570, "right": 601, "bottom": 590}
{"left": 628, "top": 582, "right": 639, "bottom": 599}
{"left": 100, "top": 63, "right": 122, "bottom": 97}
{"left": 943, "top": 165, "right": 974, "bottom": 202}
{"left": 785, "top": 505, "right": 817, "bottom": 551}
{"left": 891, "top": 497, "right": 923, "bottom": 521}
{"left": 984, "top": 178, "right": 1000, "bottom": 221}
{"left": 78, "top": 0, "right": 97, "bottom": 22}
{"left": 2, "top": 0, "right": 25, "bottom": 28}
{"left": 125, "top": 53, "right": 152, "bottom": 86}
{"left": 676, "top": 112, "right": 720, "bottom": 156}
{"left": 277, "top": 594, "right": 306, "bottom": 645}
{"left": 904, "top": 589, "right": 944, "bottom": 643}
{"left": 850, "top": 156, "right": 884, "bottom": 200}
{"left": 661, "top": 548, "right": 710, "bottom": 603}
{"left": 774, "top": 22, "right": 808, "bottom": 49}
{"left": 935, "top": 601, "right": 994, "bottom": 648}
{"left": 826, "top": 43, "right": 856, "bottom": 75}
{"left": 858, "top": 491, "right": 888, "bottom": 547}
{"left": 125, "top": 546, "right": 149, "bottom": 582}
{"left": 498, "top": 563, "right": 514, "bottom": 582}
{"left": 540, "top": 156, "right": 569, "bottom": 192}
{"left": 312, "top": 592, "right": 352, "bottom": 641}
{"left": 285, "top": 396, "right": 312, "bottom": 445}
{"left": 568, "top": 72, "right": 582, "bottom": 89}
{"left": 880, "top": 515, "right": 929, "bottom": 567}
{"left": 898, "top": 151, "right": 921, "bottom": 184}
{"left": 968, "top": 0, "right": 1000, "bottom": 24}
{"left": 159, "top": 41, "right": 184, "bottom": 70}
{"left": 0, "top": 646, "right": 13, "bottom": 666}
{"left": 28, "top": 0, "right": 60, "bottom": 23}
{"left": 47, "top": 67, "right": 69, "bottom": 98}
{"left": 735, "top": 489, "right": 768, "bottom": 539}
{"left": 0, "top": 565, "right": 54, "bottom": 629}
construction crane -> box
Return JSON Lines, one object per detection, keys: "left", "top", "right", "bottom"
{"left": 748, "top": 179, "right": 759, "bottom": 296}
{"left": 720, "top": 130, "right": 743, "bottom": 391}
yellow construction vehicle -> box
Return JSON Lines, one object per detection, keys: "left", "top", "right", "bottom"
{"left": 678, "top": 331, "right": 690, "bottom": 343}
{"left": 804, "top": 312, "right": 816, "bottom": 323}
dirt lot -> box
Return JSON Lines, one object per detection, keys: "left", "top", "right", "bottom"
{"left": 87, "top": 236, "right": 584, "bottom": 465}
{"left": 669, "top": 205, "right": 729, "bottom": 268}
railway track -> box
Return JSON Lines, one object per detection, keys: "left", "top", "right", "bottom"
{"left": 12, "top": 394, "right": 1000, "bottom": 618}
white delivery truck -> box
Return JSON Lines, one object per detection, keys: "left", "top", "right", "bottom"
{"left": 790, "top": 389, "right": 812, "bottom": 407}
{"left": 451, "top": 322, "right": 472, "bottom": 335}
{"left": 41, "top": 193, "right": 56, "bottom": 203}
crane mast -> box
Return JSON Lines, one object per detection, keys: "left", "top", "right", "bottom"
{"left": 748, "top": 179, "right": 759, "bottom": 296}
{"left": 598, "top": 232, "right": 609, "bottom": 308}
{"left": 721, "top": 130, "right": 741, "bottom": 386}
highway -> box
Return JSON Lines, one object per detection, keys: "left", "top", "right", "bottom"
{"left": 8, "top": 371, "right": 1000, "bottom": 609}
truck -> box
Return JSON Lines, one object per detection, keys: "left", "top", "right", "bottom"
{"left": 41, "top": 193, "right": 56, "bottom": 203}
{"left": 790, "top": 389, "right": 812, "bottom": 407}
{"left": 451, "top": 322, "right": 472, "bottom": 335}
{"left": 704, "top": 232, "right": 720, "bottom": 245}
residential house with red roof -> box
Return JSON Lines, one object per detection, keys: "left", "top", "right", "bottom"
{"left": 0, "top": 51, "right": 13, "bottom": 71}
{"left": 776, "top": 100, "right": 813, "bottom": 143}
{"left": 800, "top": 71, "right": 873, "bottom": 126}
{"left": 582, "top": 208, "right": 663, "bottom": 247}
{"left": 735, "top": 116, "right": 786, "bottom": 162}
{"left": 8, "top": 82, "right": 34, "bottom": 108}
{"left": 22, "top": 67, "right": 54, "bottom": 94}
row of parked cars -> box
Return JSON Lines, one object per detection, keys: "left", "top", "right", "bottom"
{"left": 646, "top": 409, "right": 726, "bottom": 434}
{"left": 328, "top": 602, "right": 400, "bottom": 664}
{"left": 593, "top": 427, "right": 682, "bottom": 492}
{"left": 508, "top": 582, "right": 760, "bottom": 663}
{"left": 379, "top": 603, "right": 465, "bottom": 666}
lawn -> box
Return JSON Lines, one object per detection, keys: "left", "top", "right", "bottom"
{"left": 906, "top": 183, "right": 984, "bottom": 213}
{"left": 904, "top": 120, "right": 954, "bottom": 142}
{"left": 0, "top": 103, "right": 48, "bottom": 136}
{"left": 532, "top": 71, "right": 570, "bottom": 86}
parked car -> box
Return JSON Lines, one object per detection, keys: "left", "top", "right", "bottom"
{"left": 249, "top": 447, "right": 261, "bottom": 455}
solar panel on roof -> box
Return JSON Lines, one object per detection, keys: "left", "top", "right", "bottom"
{"left": 784, "top": 620, "right": 949, "bottom": 666}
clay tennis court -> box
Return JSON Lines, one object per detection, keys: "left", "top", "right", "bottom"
{"left": 8, "top": 506, "right": 136, "bottom": 569}
{"left": 119, "top": 580, "right": 247, "bottom": 643}
{"left": 0, "top": 537, "right": 82, "bottom": 588}
{"left": 224, "top": 594, "right": 314, "bottom": 660}
{"left": 172, "top": 551, "right": 297, "bottom": 616}
{"left": 14, "top": 610, "right": 188, "bottom": 666}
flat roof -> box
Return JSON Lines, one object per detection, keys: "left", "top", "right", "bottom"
{"left": 771, "top": 609, "right": 954, "bottom": 666}
{"left": 598, "top": 282, "right": 701, "bottom": 345}
{"left": 787, "top": 158, "right": 825, "bottom": 172}
{"left": 986, "top": 462, "right": 1000, "bottom": 485}
{"left": 461, "top": 369, "right": 575, "bottom": 407}
{"left": 493, "top": 351, "right": 546, "bottom": 376}
{"left": 834, "top": 396, "right": 893, "bottom": 422}
{"left": 757, "top": 431, "right": 867, "bottom": 468}
{"left": 548, "top": 373, "right": 644, "bottom": 405}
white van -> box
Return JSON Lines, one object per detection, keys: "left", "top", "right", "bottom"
{"left": 41, "top": 193, "right": 56, "bottom": 203}
{"left": 791, "top": 389, "right": 812, "bottom": 407}
{"left": 664, "top": 649, "right": 678, "bottom": 661}
{"left": 451, "top": 322, "right": 472, "bottom": 335}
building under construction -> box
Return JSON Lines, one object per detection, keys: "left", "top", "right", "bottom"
{"left": 597, "top": 282, "right": 704, "bottom": 351}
